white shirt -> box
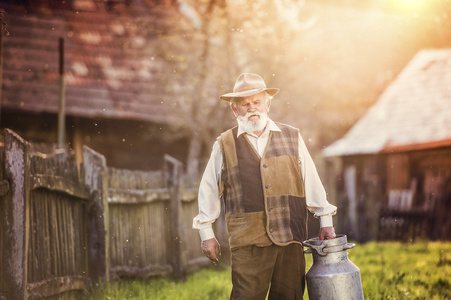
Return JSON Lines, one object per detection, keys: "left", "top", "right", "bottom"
{"left": 193, "top": 119, "right": 337, "bottom": 241}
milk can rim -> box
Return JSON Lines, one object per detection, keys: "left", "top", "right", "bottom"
{"left": 303, "top": 234, "right": 348, "bottom": 247}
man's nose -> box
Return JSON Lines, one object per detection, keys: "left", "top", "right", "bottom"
{"left": 248, "top": 104, "right": 257, "bottom": 111}
{"left": 247, "top": 108, "right": 257, "bottom": 114}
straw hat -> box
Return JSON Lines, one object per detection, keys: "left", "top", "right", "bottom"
{"left": 220, "top": 73, "right": 279, "bottom": 101}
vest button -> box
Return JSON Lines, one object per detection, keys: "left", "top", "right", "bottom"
{"left": 269, "top": 228, "right": 274, "bottom": 233}
{"left": 268, "top": 207, "right": 272, "bottom": 212}
{"left": 263, "top": 164, "right": 268, "bottom": 168}
{"left": 265, "top": 184, "right": 270, "bottom": 189}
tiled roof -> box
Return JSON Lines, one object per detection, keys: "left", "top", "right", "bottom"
{"left": 323, "top": 48, "right": 451, "bottom": 157}
{"left": 1, "top": 0, "right": 189, "bottom": 124}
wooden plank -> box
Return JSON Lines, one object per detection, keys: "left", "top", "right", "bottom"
{"left": 58, "top": 196, "right": 66, "bottom": 277}
{"left": 181, "top": 201, "right": 204, "bottom": 264}
{"left": 31, "top": 174, "right": 90, "bottom": 200}
{"left": 50, "top": 195, "right": 59, "bottom": 277}
{"left": 108, "top": 187, "right": 195, "bottom": 204}
{"left": 68, "top": 201, "right": 76, "bottom": 276}
{"left": 165, "top": 155, "right": 185, "bottom": 280}
{"left": 109, "top": 207, "right": 117, "bottom": 267}
{"left": 142, "top": 205, "right": 150, "bottom": 264}
{"left": 108, "top": 167, "right": 164, "bottom": 190}
{"left": 181, "top": 189, "right": 197, "bottom": 203}
{"left": 27, "top": 276, "right": 90, "bottom": 300}
{"left": 139, "top": 207, "right": 145, "bottom": 266}
{"left": 84, "top": 146, "right": 109, "bottom": 283}
{"left": 27, "top": 192, "right": 34, "bottom": 284}
{"left": 3, "top": 129, "right": 30, "bottom": 300}
{"left": 42, "top": 195, "right": 52, "bottom": 280}
{"left": 29, "top": 192, "right": 38, "bottom": 282}
{"left": 108, "top": 188, "right": 170, "bottom": 204}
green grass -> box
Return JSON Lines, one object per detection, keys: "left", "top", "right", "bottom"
{"left": 350, "top": 241, "right": 451, "bottom": 300}
{"left": 86, "top": 241, "right": 451, "bottom": 300}
{"left": 86, "top": 267, "right": 232, "bottom": 300}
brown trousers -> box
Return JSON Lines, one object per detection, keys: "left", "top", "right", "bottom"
{"left": 230, "top": 243, "right": 306, "bottom": 300}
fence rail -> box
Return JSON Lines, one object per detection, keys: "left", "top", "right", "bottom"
{"left": 0, "top": 129, "right": 213, "bottom": 300}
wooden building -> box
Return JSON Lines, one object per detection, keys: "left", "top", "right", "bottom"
{"left": 323, "top": 49, "right": 451, "bottom": 242}
{"left": 0, "top": 0, "right": 201, "bottom": 171}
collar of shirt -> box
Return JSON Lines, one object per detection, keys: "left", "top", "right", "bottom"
{"left": 236, "top": 118, "right": 281, "bottom": 139}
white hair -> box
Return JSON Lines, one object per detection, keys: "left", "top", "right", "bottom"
{"left": 265, "top": 91, "right": 273, "bottom": 101}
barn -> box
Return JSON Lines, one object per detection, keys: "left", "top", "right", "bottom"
{"left": 0, "top": 0, "right": 200, "bottom": 171}
{"left": 323, "top": 48, "right": 451, "bottom": 242}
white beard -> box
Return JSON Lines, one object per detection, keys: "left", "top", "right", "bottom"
{"left": 236, "top": 110, "right": 269, "bottom": 134}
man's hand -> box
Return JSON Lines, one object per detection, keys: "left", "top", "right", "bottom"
{"left": 201, "top": 238, "right": 221, "bottom": 264}
{"left": 319, "top": 226, "right": 336, "bottom": 240}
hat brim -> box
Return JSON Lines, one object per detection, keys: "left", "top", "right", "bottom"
{"left": 220, "top": 88, "right": 279, "bottom": 101}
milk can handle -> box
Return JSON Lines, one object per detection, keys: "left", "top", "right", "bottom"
{"left": 302, "top": 241, "right": 328, "bottom": 256}
{"left": 303, "top": 241, "right": 356, "bottom": 255}
{"left": 344, "top": 243, "right": 356, "bottom": 250}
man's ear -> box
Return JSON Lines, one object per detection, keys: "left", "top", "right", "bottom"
{"left": 266, "top": 98, "right": 271, "bottom": 113}
{"left": 231, "top": 103, "right": 239, "bottom": 117}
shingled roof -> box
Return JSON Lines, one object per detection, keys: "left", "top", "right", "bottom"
{"left": 1, "top": 0, "right": 190, "bottom": 124}
{"left": 323, "top": 48, "right": 451, "bottom": 157}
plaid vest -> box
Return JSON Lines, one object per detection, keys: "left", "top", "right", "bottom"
{"left": 218, "top": 123, "right": 307, "bottom": 249}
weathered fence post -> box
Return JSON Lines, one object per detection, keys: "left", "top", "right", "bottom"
{"left": 83, "top": 146, "right": 110, "bottom": 283}
{"left": 164, "top": 154, "right": 185, "bottom": 280}
{"left": 2, "top": 129, "right": 30, "bottom": 300}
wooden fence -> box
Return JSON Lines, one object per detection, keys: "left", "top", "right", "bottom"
{"left": 107, "top": 155, "right": 211, "bottom": 280}
{"left": 0, "top": 129, "right": 218, "bottom": 300}
{"left": 0, "top": 129, "right": 108, "bottom": 300}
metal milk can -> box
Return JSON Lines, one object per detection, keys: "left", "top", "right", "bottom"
{"left": 303, "top": 234, "right": 364, "bottom": 300}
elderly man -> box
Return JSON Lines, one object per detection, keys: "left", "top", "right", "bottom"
{"left": 193, "top": 73, "right": 337, "bottom": 299}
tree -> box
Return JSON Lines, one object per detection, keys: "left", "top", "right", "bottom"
{"left": 171, "top": 0, "right": 312, "bottom": 178}
{"left": 142, "top": 0, "right": 451, "bottom": 179}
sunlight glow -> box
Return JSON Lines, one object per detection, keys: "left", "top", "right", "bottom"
{"left": 388, "top": 0, "right": 430, "bottom": 13}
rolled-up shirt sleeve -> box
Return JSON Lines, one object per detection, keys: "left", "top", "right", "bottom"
{"left": 192, "top": 141, "right": 222, "bottom": 241}
{"left": 298, "top": 133, "right": 337, "bottom": 228}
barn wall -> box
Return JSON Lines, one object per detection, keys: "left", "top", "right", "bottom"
{"left": 410, "top": 148, "right": 451, "bottom": 240}
{"left": 1, "top": 113, "right": 189, "bottom": 171}
{"left": 326, "top": 146, "right": 451, "bottom": 242}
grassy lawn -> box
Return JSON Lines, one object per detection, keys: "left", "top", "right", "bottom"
{"left": 86, "top": 241, "right": 451, "bottom": 300}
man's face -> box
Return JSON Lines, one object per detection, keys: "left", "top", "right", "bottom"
{"left": 231, "top": 92, "right": 270, "bottom": 121}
